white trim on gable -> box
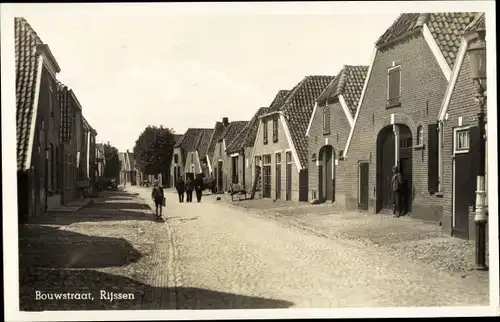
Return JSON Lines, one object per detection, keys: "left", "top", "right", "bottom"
{"left": 422, "top": 24, "right": 452, "bottom": 82}
{"left": 230, "top": 153, "right": 240, "bottom": 157}
{"left": 195, "top": 151, "right": 202, "bottom": 173}
{"left": 305, "top": 102, "right": 318, "bottom": 137}
{"left": 250, "top": 119, "right": 262, "bottom": 163}
{"left": 280, "top": 114, "right": 302, "bottom": 172}
{"left": 338, "top": 94, "right": 355, "bottom": 127}
{"left": 25, "top": 55, "right": 44, "bottom": 170}
{"left": 343, "top": 47, "right": 378, "bottom": 158}
{"left": 438, "top": 38, "right": 468, "bottom": 121}
{"left": 206, "top": 154, "right": 213, "bottom": 174}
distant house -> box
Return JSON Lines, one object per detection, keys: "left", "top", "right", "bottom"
{"left": 171, "top": 128, "right": 212, "bottom": 182}
{"left": 206, "top": 118, "right": 231, "bottom": 179}
{"left": 251, "top": 76, "right": 334, "bottom": 202}
{"left": 16, "top": 17, "right": 62, "bottom": 222}
{"left": 226, "top": 108, "right": 269, "bottom": 192}
{"left": 438, "top": 13, "right": 487, "bottom": 240}
{"left": 211, "top": 120, "right": 248, "bottom": 192}
{"left": 57, "top": 81, "right": 83, "bottom": 205}
{"left": 340, "top": 12, "right": 477, "bottom": 231}
{"left": 184, "top": 129, "right": 214, "bottom": 180}
{"left": 306, "top": 65, "right": 368, "bottom": 204}
{"left": 118, "top": 150, "right": 136, "bottom": 186}
{"left": 95, "top": 143, "right": 106, "bottom": 180}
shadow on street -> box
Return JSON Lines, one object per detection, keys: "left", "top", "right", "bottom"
{"left": 19, "top": 225, "right": 142, "bottom": 269}
{"left": 19, "top": 268, "right": 294, "bottom": 311}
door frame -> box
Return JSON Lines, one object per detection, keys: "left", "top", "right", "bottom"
{"left": 452, "top": 125, "right": 471, "bottom": 235}
{"left": 285, "top": 151, "right": 292, "bottom": 201}
{"left": 318, "top": 145, "right": 335, "bottom": 202}
{"left": 358, "top": 161, "right": 369, "bottom": 210}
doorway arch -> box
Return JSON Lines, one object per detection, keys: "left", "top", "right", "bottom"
{"left": 376, "top": 124, "right": 413, "bottom": 214}
{"left": 318, "top": 145, "right": 335, "bottom": 202}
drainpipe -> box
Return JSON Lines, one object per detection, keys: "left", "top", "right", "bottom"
{"left": 393, "top": 124, "right": 400, "bottom": 167}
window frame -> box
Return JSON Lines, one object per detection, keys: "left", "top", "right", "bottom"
{"left": 272, "top": 115, "right": 279, "bottom": 143}
{"left": 415, "top": 125, "right": 424, "bottom": 148}
{"left": 263, "top": 119, "right": 268, "bottom": 144}
{"left": 322, "top": 104, "right": 331, "bottom": 135}
{"left": 453, "top": 126, "right": 471, "bottom": 154}
{"left": 386, "top": 65, "right": 402, "bottom": 108}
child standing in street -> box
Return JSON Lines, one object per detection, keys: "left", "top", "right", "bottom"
{"left": 151, "top": 180, "right": 165, "bottom": 219}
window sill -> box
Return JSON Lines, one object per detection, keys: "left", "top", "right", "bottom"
{"left": 434, "top": 192, "right": 444, "bottom": 198}
{"left": 273, "top": 139, "right": 278, "bottom": 143}
{"left": 386, "top": 102, "right": 401, "bottom": 109}
{"left": 414, "top": 144, "right": 425, "bottom": 150}
{"left": 323, "top": 131, "right": 331, "bottom": 136}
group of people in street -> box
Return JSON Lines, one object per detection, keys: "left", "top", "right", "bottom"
{"left": 175, "top": 174, "right": 205, "bottom": 203}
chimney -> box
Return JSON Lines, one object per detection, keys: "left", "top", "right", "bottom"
{"left": 222, "top": 117, "right": 229, "bottom": 126}
{"left": 126, "top": 149, "right": 129, "bottom": 154}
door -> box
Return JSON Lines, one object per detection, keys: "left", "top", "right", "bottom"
{"left": 358, "top": 162, "right": 369, "bottom": 210}
{"left": 453, "top": 126, "right": 479, "bottom": 239}
{"left": 325, "top": 147, "right": 333, "bottom": 201}
{"left": 217, "top": 161, "right": 223, "bottom": 192}
{"left": 399, "top": 157, "right": 412, "bottom": 213}
{"left": 318, "top": 164, "right": 323, "bottom": 201}
{"left": 380, "top": 129, "right": 395, "bottom": 210}
{"left": 286, "top": 152, "right": 292, "bottom": 201}
{"left": 262, "top": 155, "right": 271, "bottom": 198}
{"left": 275, "top": 153, "right": 281, "bottom": 200}
{"left": 232, "top": 156, "right": 238, "bottom": 184}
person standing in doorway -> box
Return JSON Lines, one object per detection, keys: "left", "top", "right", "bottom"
{"left": 176, "top": 175, "right": 186, "bottom": 203}
{"left": 194, "top": 174, "right": 204, "bottom": 202}
{"left": 391, "top": 165, "right": 403, "bottom": 218}
{"left": 151, "top": 180, "right": 165, "bottom": 219}
{"left": 185, "top": 176, "right": 194, "bottom": 203}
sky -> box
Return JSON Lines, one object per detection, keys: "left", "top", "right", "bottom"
{"left": 13, "top": 4, "right": 405, "bottom": 152}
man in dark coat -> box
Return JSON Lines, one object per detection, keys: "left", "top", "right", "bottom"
{"left": 185, "top": 177, "right": 194, "bottom": 203}
{"left": 151, "top": 180, "right": 165, "bottom": 218}
{"left": 175, "top": 176, "right": 186, "bottom": 203}
{"left": 391, "top": 165, "right": 404, "bottom": 218}
{"left": 194, "top": 174, "right": 204, "bottom": 203}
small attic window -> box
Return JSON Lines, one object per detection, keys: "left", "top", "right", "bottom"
{"left": 312, "top": 153, "right": 317, "bottom": 162}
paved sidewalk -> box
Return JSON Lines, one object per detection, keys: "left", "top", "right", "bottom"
{"left": 211, "top": 195, "right": 489, "bottom": 284}
{"left": 18, "top": 188, "right": 176, "bottom": 311}
{"left": 47, "top": 198, "right": 93, "bottom": 212}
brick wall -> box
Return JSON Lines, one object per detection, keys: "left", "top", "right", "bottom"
{"left": 307, "top": 100, "right": 352, "bottom": 204}
{"left": 252, "top": 115, "right": 300, "bottom": 201}
{"left": 441, "top": 53, "right": 482, "bottom": 238}
{"left": 341, "top": 33, "right": 448, "bottom": 222}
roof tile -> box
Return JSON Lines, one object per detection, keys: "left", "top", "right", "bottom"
{"left": 226, "top": 107, "right": 268, "bottom": 153}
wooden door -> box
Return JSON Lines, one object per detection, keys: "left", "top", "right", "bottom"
{"left": 217, "top": 161, "right": 223, "bottom": 192}
{"left": 358, "top": 162, "right": 369, "bottom": 210}
{"left": 399, "top": 157, "right": 412, "bottom": 213}
{"left": 263, "top": 166, "right": 271, "bottom": 198}
{"left": 318, "top": 165, "right": 323, "bottom": 201}
{"left": 325, "top": 147, "right": 333, "bottom": 201}
{"left": 275, "top": 164, "right": 281, "bottom": 200}
{"left": 286, "top": 152, "right": 292, "bottom": 201}
{"left": 379, "top": 128, "right": 395, "bottom": 210}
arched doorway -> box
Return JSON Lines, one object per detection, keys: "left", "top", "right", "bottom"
{"left": 318, "top": 145, "right": 335, "bottom": 202}
{"left": 376, "top": 124, "right": 413, "bottom": 214}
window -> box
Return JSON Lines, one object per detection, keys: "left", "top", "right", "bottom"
{"left": 286, "top": 151, "right": 292, "bottom": 164}
{"left": 47, "top": 144, "right": 52, "bottom": 191}
{"left": 263, "top": 154, "right": 272, "bottom": 165}
{"left": 174, "top": 154, "right": 179, "bottom": 164}
{"left": 276, "top": 152, "right": 281, "bottom": 164}
{"left": 455, "top": 128, "right": 470, "bottom": 151}
{"left": 272, "top": 116, "right": 279, "bottom": 143}
{"left": 323, "top": 105, "right": 330, "bottom": 134}
{"left": 400, "top": 136, "right": 412, "bottom": 148}
{"left": 49, "top": 82, "right": 54, "bottom": 117}
{"left": 312, "top": 153, "right": 317, "bottom": 162}
{"left": 191, "top": 152, "right": 194, "bottom": 163}
{"left": 416, "top": 125, "right": 424, "bottom": 146}
{"left": 262, "top": 154, "right": 272, "bottom": 198}
{"left": 263, "top": 120, "right": 268, "bottom": 144}
{"left": 387, "top": 66, "right": 401, "bottom": 107}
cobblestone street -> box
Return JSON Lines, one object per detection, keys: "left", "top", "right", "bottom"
{"left": 19, "top": 187, "right": 490, "bottom": 311}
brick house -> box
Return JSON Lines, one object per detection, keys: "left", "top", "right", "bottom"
{"left": 167, "top": 134, "right": 184, "bottom": 186}
{"left": 182, "top": 129, "right": 213, "bottom": 180}
{"left": 306, "top": 65, "right": 368, "bottom": 204}
{"left": 339, "top": 13, "right": 477, "bottom": 226}
{"left": 171, "top": 128, "right": 208, "bottom": 183}
{"left": 16, "top": 18, "right": 62, "bottom": 223}
{"left": 56, "top": 82, "right": 83, "bottom": 205}
{"left": 226, "top": 107, "right": 269, "bottom": 193}
{"left": 436, "top": 13, "right": 487, "bottom": 239}
{"left": 118, "top": 150, "right": 136, "bottom": 186}
{"left": 251, "top": 76, "right": 334, "bottom": 202}
{"left": 206, "top": 118, "right": 230, "bottom": 182}
{"left": 210, "top": 120, "right": 248, "bottom": 192}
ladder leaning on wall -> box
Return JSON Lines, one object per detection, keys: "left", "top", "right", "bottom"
{"left": 250, "top": 166, "right": 261, "bottom": 200}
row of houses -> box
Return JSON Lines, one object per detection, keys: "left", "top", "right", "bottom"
{"left": 170, "top": 12, "right": 488, "bottom": 240}
{"left": 16, "top": 18, "right": 106, "bottom": 223}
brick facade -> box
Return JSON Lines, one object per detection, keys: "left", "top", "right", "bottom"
{"left": 213, "top": 140, "right": 230, "bottom": 192}
{"left": 252, "top": 115, "right": 301, "bottom": 201}
{"left": 307, "top": 100, "right": 352, "bottom": 204}
{"left": 341, "top": 33, "right": 449, "bottom": 222}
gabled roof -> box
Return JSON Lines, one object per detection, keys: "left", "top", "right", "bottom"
{"left": 207, "top": 122, "right": 227, "bottom": 159}
{"left": 270, "top": 76, "right": 334, "bottom": 168}
{"left": 464, "top": 12, "right": 485, "bottom": 33}
{"left": 376, "top": 12, "right": 477, "bottom": 70}
{"left": 226, "top": 107, "right": 268, "bottom": 153}
{"left": 316, "top": 65, "right": 368, "bottom": 115}
{"left": 268, "top": 90, "right": 291, "bottom": 110}
{"left": 16, "top": 17, "right": 44, "bottom": 171}
{"left": 194, "top": 129, "right": 214, "bottom": 158}
{"left": 221, "top": 121, "right": 249, "bottom": 148}
{"left": 118, "top": 151, "right": 134, "bottom": 171}
{"left": 174, "top": 134, "right": 184, "bottom": 146}
{"left": 174, "top": 128, "right": 212, "bottom": 151}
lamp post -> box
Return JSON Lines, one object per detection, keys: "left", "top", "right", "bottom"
{"left": 466, "top": 26, "right": 488, "bottom": 271}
